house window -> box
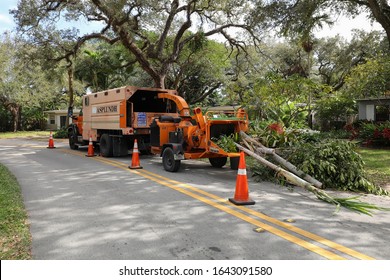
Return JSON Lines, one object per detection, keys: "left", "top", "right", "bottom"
{"left": 50, "top": 115, "right": 55, "bottom": 125}
{"left": 60, "top": 116, "right": 67, "bottom": 128}
{"left": 376, "top": 105, "right": 390, "bottom": 122}
{"left": 366, "top": 105, "right": 375, "bottom": 121}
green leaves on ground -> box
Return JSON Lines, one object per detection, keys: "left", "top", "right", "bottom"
{"left": 286, "top": 139, "right": 388, "bottom": 195}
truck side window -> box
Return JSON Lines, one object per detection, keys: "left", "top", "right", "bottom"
{"left": 85, "top": 97, "right": 89, "bottom": 106}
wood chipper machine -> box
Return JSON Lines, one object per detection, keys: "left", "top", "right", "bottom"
{"left": 150, "top": 92, "right": 249, "bottom": 172}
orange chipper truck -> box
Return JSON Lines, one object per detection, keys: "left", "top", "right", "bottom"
{"left": 68, "top": 86, "right": 249, "bottom": 172}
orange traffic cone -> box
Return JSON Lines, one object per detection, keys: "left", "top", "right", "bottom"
{"left": 86, "top": 136, "right": 96, "bottom": 157}
{"left": 47, "top": 131, "right": 56, "bottom": 149}
{"left": 229, "top": 152, "right": 255, "bottom": 205}
{"left": 129, "top": 139, "right": 143, "bottom": 169}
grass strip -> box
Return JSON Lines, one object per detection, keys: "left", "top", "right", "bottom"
{"left": 0, "top": 131, "right": 50, "bottom": 139}
{"left": 358, "top": 148, "right": 390, "bottom": 189}
{"left": 0, "top": 164, "right": 32, "bottom": 259}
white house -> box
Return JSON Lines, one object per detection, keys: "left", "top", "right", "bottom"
{"left": 357, "top": 97, "right": 390, "bottom": 122}
{"left": 44, "top": 109, "right": 80, "bottom": 130}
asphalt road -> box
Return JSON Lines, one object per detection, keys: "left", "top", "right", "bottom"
{"left": 1, "top": 137, "right": 390, "bottom": 260}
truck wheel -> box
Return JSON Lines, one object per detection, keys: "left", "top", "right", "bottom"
{"left": 209, "top": 157, "right": 227, "bottom": 168}
{"left": 162, "top": 147, "right": 181, "bottom": 172}
{"left": 100, "top": 134, "right": 113, "bottom": 157}
{"left": 68, "top": 131, "right": 78, "bottom": 150}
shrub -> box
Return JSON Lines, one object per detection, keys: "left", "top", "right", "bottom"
{"left": 296, "top": 129, "right": 355, "bottom": 143}
{"left": 285, "top": 139, "right": 388, "bottom": 195}
{"left": 322, "top": 129, "right": 354, "bottom": 140}
{"left": 53, "top": 127, "right": 68, "bottom": 139}
{"left": 295, "top": 129, "right": 322, "bottom": 142}
{"left": 249, "top": 120, "right": 300, "bottom": 148}
{"left": 359, "top": 121, "right": 390, "bottom": 147}
{"left": 315, "top": 95, "right": 357, "bottom": 131}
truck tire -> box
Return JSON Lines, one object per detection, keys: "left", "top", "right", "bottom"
{"left": 209, "top": 157, "right": 227, "bottom": 168}
{"left": 100, "top": 134, "right": 113, "bottom": 157}
{"left": 68, "top": 129, "right": 78, "bottom": 150}
{"left": 162, "top": 147, "right": 181, "bottom": 172}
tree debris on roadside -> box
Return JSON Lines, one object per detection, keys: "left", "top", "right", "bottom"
{"left": 236, "top": 132, "right": 390, "bottom": 216}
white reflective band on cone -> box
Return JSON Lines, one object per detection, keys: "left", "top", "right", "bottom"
{"left": 237, "top": 168, "right": 247, "bottom": 175}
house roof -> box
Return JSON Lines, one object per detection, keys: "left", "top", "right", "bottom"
{"left": 356, "top": 96, "right": 390, "bottom": 102}
{"left": 44, "top": 109, "right": 81, "bottom": 114}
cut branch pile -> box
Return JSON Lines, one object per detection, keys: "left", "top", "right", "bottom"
{"left": 237, "top": 131, "right": 390, "bottom": 216}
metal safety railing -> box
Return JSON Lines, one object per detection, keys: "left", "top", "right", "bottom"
{"left": 205, "top": 109, "right": 248, "bottom": 121}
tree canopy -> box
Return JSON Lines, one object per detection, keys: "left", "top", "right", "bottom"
{"left": 12, "top": 0, "right": 262, "bottom": 88}
{"left": 0, "top": 34, "right": 68, "bottom": 131}
{"left": 1, "top": 0, "right": 390, "bottom": 132}
{"left": 251, "top": 0, "right": 390, "bottom": 48}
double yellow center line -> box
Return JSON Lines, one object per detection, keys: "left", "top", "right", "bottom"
{"left": 64, "top": 149, "right": 375, "bottom": 260}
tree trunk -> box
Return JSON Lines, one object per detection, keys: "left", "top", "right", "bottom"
{"left": 66, "top": 63, "right": 74, "bottom": 128}
{"left": 239, "top": 131, "right": 323, "bottom": 188}
{"left": 367, "top": 0, "right": 390, "bottom": 49}
{"left": 113, "top": 24, "right": 166, "bottom": 89}
{"left": 154, "top": 74, "right": 166, "bottom": 89}
{"left": 235, "top": 142, "right": 317, "bottom": 190}
{"left": 9, "top": 104, "right": 21, "bottom": 132}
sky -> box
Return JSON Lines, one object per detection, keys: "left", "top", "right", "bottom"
{"left": 0, "top": 0, "right": 104, "bottom": 36}
{"left": 0, "top": 0, "right": 15, "bottom": 33}
{"left": 0, "top": 0, "right": 383, "bottom": 40}
{"left": 316, "top": 13, "right": 382, "bottom": 40}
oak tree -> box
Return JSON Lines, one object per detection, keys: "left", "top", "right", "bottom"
{"left": 13, "top": 0, "right": 261, "bottom": 89}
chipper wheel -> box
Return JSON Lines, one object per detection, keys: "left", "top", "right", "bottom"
{"left": 68, "top": 130, "right": 78, "bottom": 150}
{"left": 209, "top": 157, "right": 227, "bottom": 168}
{"left": 162, "top": 147, "right": 181, "bottom": 172}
